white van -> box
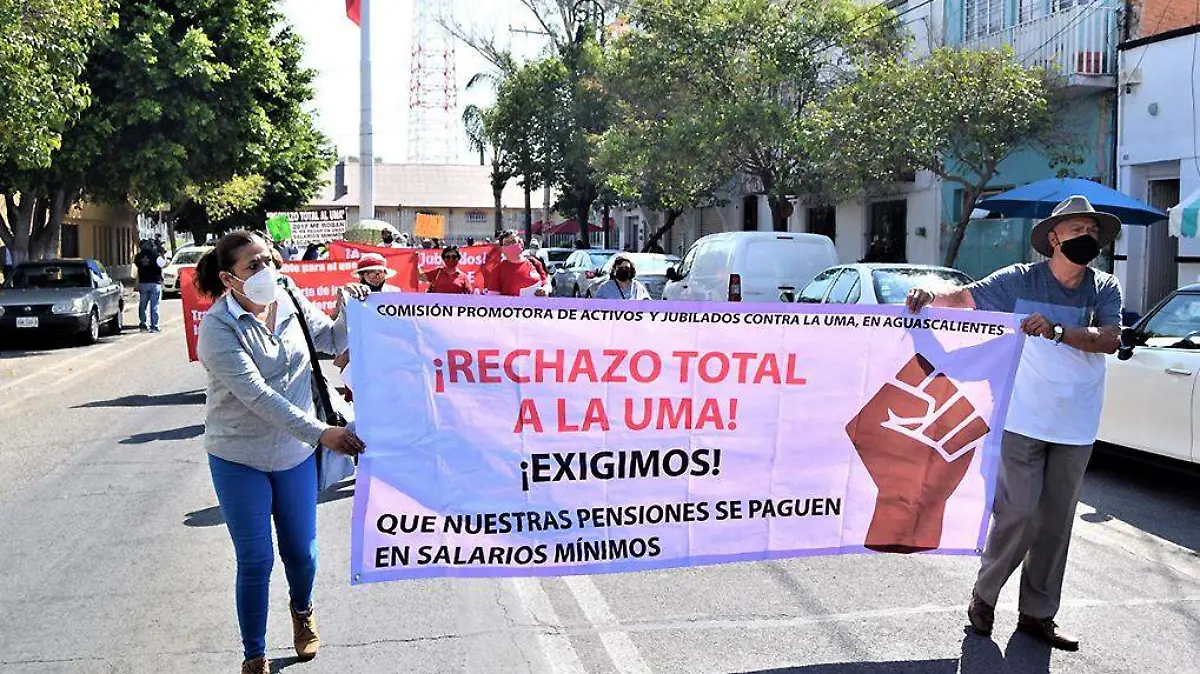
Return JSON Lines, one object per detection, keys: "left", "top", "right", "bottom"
{"left": 662, "top": 232, "right": 838, "bottom": 303}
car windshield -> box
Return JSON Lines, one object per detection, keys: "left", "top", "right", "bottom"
{"left": 588, "top": 252, "right": 616, "bottom": 267}
{"left": 546, "top": 250, "right": 572, "bottom": 263}
{"left": 1141, "top": 292, "right": 1200, "bottom": 341}
{"left": 171, "top": 250, "right": 207, "bottom": 265}
{"left": 9, "top": 263, "right": 91, "bottom": 289}
{"left": 612, "top": 254, "right": 679, "bottom": 276}
{"left": 872, "top": 268, "right": 973, "bottom": 304}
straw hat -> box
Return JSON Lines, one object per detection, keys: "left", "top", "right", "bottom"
{"left": 1031, "top": 195, "right": 1122, "bottom": 258}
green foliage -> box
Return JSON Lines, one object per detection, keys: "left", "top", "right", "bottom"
{"left": 0, "top": 0, "right": 113, "bottom": 170}
{"left": 824, "top": 47, "right": 1083, "bottom": 264}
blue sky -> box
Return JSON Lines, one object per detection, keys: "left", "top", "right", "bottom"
{"left": 279, "top": 0, "right": 550, "bottom": 164}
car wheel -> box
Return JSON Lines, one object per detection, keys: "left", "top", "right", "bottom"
{"left": 105, "top": 302, "right": 124, "bottom": 336}
{"left": 82, "top": 309, "right": 100, "bottom": 345}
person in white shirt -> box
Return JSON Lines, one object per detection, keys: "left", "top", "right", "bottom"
{"left": 593, "top": 255, "right": 651, "bottom": 300}
{"left": 907, "top": 195, "right": 1123, "bottom": 652}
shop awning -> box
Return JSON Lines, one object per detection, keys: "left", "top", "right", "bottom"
{"left": 1169, "top": 188, "right": 1200, "bottom": 238}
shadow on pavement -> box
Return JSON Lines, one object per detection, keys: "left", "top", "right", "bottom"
{"left": 184, "top": 482, "right": 355, "bottom": 528}
{"left": 1080, "top": 447, "right": 1200, "bottom": 552}
{"left": 270, "top": 655, "right": 306, "bottom": 672}
{"left": 120, "top": 424, "right": 205, "bottom": 445}
{"left": 75, "top": 389, "right": 206, "bottom": 409}
{"left": 732, "top": 659, "right": 957, "bottom": 673}
{"left": 734, "top": 633, "right": 1051, "bottom": 674}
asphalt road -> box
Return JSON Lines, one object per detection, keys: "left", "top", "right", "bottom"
{"left": 0, "top": 298, "right": 1196, "bottom": 674}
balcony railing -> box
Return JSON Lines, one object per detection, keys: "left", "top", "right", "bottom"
{"left": 963, "top": 4, "right": 1119, "bottom": 81}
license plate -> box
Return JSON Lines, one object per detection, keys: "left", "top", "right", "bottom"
{"left": 16, "top": 317, "right": 38, "bottom": 328}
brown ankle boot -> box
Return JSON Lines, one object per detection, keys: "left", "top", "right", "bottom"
{"left": 291, "top": 604, "right": 320, "bottom": 660}
{"left": 241, "top": 656, "right": 268, "bottom": 674}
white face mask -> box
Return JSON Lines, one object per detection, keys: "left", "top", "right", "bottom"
{"left": 231, "top": 267, "right": 278, "bottom": 306}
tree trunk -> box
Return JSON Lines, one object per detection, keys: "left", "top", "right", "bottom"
{"left": 576, "top": 198, "right": 594, "bottom": 249}
{"left": 601, "top": 202, "right": 611, "bottom": 249}
{"left": 167, "top": 216, "right": 178, "bottom": 255}
{"left": 943, "top": 182, "right": 988, "bottom": 268}
{"left": 44, "top": 186, "right": 68, "bottom": 261}
{"left": 8, "top": 195, "right": 37, "bottom": 264}
{"left": 523, "top": 184, "right": 533, "bottom": 246}
{"left": 642, "top": 210, "right": 682, "bottom": 252}
{"left": 542, "top": 185, "right": 551, "bottom": 243}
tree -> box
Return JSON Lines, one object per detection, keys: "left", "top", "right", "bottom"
{"left": 825, "top": 47, "right": 1082, "bottom": 266}
{"left": 608, "top": 0, "right": 904, "bottom": 233}
{"left": 490, "top": 58, "right": 571, "bottom": 245}
{"left": 0, "top": 0, "right": 332, "bottom": 261}
{"left": 462, "top": 54, "right": 518, "bottom": 238}
{"left": 0, "top": 0, "right": 112, "bottom": 171}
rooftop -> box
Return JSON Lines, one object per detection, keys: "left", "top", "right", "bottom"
{"left": 311, "top": 161, "right": 536, "bottom": 211}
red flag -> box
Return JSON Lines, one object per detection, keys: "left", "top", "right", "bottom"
{"left": 346, "top": 0, "right": 361, "bottom": 25}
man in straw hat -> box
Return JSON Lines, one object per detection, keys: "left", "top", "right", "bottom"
{"left": 906, "top": 195, "right": 1124, "bottom": 651}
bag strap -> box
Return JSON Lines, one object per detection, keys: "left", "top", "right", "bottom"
{"left": 283, "top": 286, "right": 339, "bottom": 425}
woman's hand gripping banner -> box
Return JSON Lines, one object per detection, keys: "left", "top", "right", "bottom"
{"left": 345, "top": 296, "right": 1024, "bottom": 583}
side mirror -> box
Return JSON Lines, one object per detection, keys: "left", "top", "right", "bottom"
{"left": 666, "top": 267, "right": 682, "bottom": 282}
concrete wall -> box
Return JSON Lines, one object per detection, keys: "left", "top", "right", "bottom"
{"left": 1116, "top": 33, "right": 1200, "bottom": 313}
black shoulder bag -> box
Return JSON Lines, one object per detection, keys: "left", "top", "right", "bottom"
{"left": 282, "top": 286, "right": 346, "bottom": 429}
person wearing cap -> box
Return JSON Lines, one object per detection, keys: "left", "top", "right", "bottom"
{"left": 906, "top": 195, "right": 1124, "bottom": 652}
{"left": 332, "top": 253, "right": 401, "bottom": 320}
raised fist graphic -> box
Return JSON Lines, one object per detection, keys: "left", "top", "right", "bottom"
{"left": 846, "top": 354, "right": 990, "bottom": 554}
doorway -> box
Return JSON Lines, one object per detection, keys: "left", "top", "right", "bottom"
{"left": 808, "top": 206, "right": 836, "bottom": 242}
{"left": 866, "top": 199, "right": 908, "bottom": 263}
{"left": 1144, "top": 178, "right": 1180, "bottom": 310}
{"left": 742, "top": 196, "right": 759, "bottom": 231}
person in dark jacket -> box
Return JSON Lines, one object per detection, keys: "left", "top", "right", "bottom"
{"left": 134, "top": 239, "right": 167, "bottom": 332}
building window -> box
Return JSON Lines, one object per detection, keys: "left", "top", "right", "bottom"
{"left": 964, "top": 0, "right": 1004, "bottom": 40}
{"left": 466, "top": 211, "right": 486, "bottom": 224}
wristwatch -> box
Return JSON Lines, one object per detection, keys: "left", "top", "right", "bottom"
{"left": 1052, "top": 324, "right": 1065, "bottom": 344}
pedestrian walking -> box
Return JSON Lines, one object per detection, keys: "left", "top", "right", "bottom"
{"left": 424, "top": 246, "right": 472, "bottom": 294}
{"left": 486, "top": 229, "right": 551, "bottom": 297}
{"left": 906, "top": 195, "right": 1123, "bottom": 652}
{"left": 134, "top": 239, "right": 167, "bottom": 332}
{"left": 592, "top": 255, "right": 651, "bottom": 300}
{"left": 193, "top": 231, "right": 368, "bottom": 674}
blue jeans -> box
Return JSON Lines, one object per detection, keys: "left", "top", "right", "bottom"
{"left": 138, "top": 283, "right": 162, "bottom": 329}
{"left": 208, "top": 453, "right": 318, "bottom": 660}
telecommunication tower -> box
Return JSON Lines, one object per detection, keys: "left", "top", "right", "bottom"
{"left": 408, "top": 0, "right": 460, "bottom": 164}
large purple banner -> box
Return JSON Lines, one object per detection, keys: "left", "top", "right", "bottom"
{"left": 346, "top": 296, "right": 1023, "bottom": 583}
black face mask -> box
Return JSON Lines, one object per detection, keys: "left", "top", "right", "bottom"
{"left": 614, "top": 266, "right": 635, "bottom": 282}
{"left": 365, "top": 281, "right": 385, "bottom": 292}
{"left": 1058, "top": 235, "right": 1100, "bottom": 265}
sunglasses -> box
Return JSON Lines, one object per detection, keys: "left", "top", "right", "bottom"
{"left": 443, "top": 255, "right": 461, "bottom": 261}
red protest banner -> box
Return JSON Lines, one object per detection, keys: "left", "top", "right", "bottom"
{"left": 181, "top": 260, "right": 369, "bottom": 362}
{"left": 329, "top": 241, "right": 500, "bottom": 292}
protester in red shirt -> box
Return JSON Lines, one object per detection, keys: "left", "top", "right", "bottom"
{"left": 486, "top": 230, "right": 550, "bottom": 297}
{"left": 425, "top": 246, "right": 472, "bottom": 294}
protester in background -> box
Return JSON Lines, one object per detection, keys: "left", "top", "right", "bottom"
{"left": 465, "top": 236, "right": 476, "bottom": 247}
{"left": 524, "top": 239, "right": 549, "bottom": 277}
{"left": 645, "top": 240, "right": 665, "bottom": 254}
{"left": 425, "top": 246, "right": 472, "bottom": 294}
{"left": 487, "top": 229, "right": 551, "bottom": 297}
{"left": 134, "top": 239, "right": 167, "bottom": 332}
{"left": 301, "top": 243, "right": 321, "bottom": 261}
{"left": 907, "top": 196, "right": 1123, "bottom": 652}
{"left": 380, "top": 229, "right": 403, "bottom": 248}
{"left": 194, "top": 231, "right": 367, "bottom": 674}
{"left": 593, "top": 255, "right": 651, "bottom": 300}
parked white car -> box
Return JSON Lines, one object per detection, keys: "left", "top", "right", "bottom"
{"left": 798, "top": 263, "right": 974, "bottom": 305}
{"left": 1099, "top": 284, "right": 1200, "bottom": 465}
{"left": 162, "top": 246, "right": 212, "bottom": 295}
{"left": 551, "top": 249, "right": 621, "bottom": 297}
{"left": 662, "top": 232, "right": 837, "bottom": 303}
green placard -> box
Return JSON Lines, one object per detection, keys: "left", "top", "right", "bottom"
{"left": 266, "top": 214, "right": 292, "bottom": 242}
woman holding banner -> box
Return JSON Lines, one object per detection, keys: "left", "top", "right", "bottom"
{"left": 592, "top": 255, "right": 651, "bottom": 300}
{"left": 193, "top": 231, "right": 368, "bottom": 674}
{"left": 425, "top": 245, "right": 472, "bottom": 294}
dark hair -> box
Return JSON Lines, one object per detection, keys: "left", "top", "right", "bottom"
{"left": 442, "top": 245, "right": 461, "bottom": 258}
{"left": 194, "top": 230, "right": 264, "bottom": 299}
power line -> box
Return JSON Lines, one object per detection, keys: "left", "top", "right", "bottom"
{"left": 1019, "top": 0, "right": 1105, "bottom": 68}
{"left": 1128, "top": 0, "right": 1181, "bottom": 79}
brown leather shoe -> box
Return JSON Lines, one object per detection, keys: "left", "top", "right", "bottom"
{"left": 241, "top": 656, "right": 268, "bottom": 674}
{"left": 1017, "top": 614, "right": 1079, "bottom": 651}
{"left": 291, "top": 604, "right": 320, "bottom": 660}
{"left": 967, "top": 592, "right": 995, "bottom": 636}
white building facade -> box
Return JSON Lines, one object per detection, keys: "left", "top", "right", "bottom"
{"left": 1114, "top": 25, "right": 1200, "bottom": 315}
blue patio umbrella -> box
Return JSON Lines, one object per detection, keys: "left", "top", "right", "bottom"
{"left": 975, "top": 178, "right": 1167, "bottom": 226}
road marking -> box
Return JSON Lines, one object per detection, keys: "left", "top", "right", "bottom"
{"left": 509, "top": 578, "right": 589, "bottom": 674}
{"left": 0, "top": 319, "right": 184, "bottom": 410}
{"left": 563, "top": 576, "right": 653, "bottom": 674}
{"left": 1074, "top": 503, "right": 1200, "bottom": 580}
